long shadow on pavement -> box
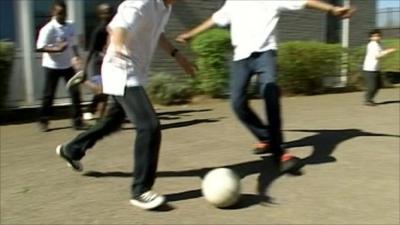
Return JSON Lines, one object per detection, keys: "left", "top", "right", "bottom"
{"left": 83, "top": 128, "right": 399, "bottom": 209}
{"left": 84, "top": 157, "right": 284, "bottom": 209}
{"left": 284, "top": 128, "right": 400, "bottom": 164}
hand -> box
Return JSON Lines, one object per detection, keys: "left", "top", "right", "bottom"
{"left": 330, "top": 6, "right": 356, "bottom": 19}
{"left": 71, "top": 56, "right": 82, "bottom": 71}
{"left": 175, "top": 33, "right": 192, "bottom": 44}
{"left": 175, "top": 53, "right": 196, "bottom": 77}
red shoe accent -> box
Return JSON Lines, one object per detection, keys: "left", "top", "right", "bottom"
{"left": 281, "top": 153, "right": 293, "bottom": 162}
{"left": 255, "top": 142, "right": 270, "bottom": 148}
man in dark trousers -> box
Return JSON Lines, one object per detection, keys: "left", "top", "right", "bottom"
{"left": 36, "top": 0, "right": 84, "bottom": 132}
{"left": 56, "top": 0, "right": 195, "bottom": 210}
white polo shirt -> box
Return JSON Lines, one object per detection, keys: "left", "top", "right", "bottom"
{"left": 363, "top": 41, "right": 383, "bottom": 72}
{"left": 36, "top": 19, "right": 76, "bottom": 69}
{"left": 101, "top": 0, "right": 171, "bottom": 96}
{"left": 212, "top": 0, "right": 307, "bottom": 61}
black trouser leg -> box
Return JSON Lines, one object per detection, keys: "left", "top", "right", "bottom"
{"left": 65, "top": 98, "right": 126, "bottom": 160}
{"left": 40, "top": 68, "right": 60, "bottom": 123}
{"left": 115, "top": 87, "right": 161, "bottom": 198}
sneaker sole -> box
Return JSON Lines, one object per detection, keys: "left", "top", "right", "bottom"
{"left": 129, "top": 196, "right": 166, "bottom": 210}
{"left": 66, "top": 71, "right": 84, "bottom": 90}
{"left": 56, "top": 145, "right": 83, "bottom": 172}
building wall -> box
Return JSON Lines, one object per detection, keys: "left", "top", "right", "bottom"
{"left": 350, "top": 0, "right": 377, "bottom": 46}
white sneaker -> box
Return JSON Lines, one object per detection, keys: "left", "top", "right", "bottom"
{"left": 66, "top": 70, "right": 84, "bottom": 90}
{"left": 129, "top": 191, "right": 166, "bottom": 210}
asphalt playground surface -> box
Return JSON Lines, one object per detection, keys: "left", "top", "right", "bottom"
{"left": 1, "top": 88, "right": 399, "bottom": 225}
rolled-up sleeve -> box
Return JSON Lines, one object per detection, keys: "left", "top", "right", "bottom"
{"left": 277, "top": 0, "right": 307, "bottom": 11}
{"left": 36, "top": 26, "right": 50, "bottom": 49}
{"left": 211, "top": 3, "right": 230, "bottom": 27}
{"left": 108, "top": 1, "right": 143, "bottom": 31}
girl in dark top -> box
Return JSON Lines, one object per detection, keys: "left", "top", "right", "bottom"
{"left": 67, "top": 3, "right": 114, "bottom": 120}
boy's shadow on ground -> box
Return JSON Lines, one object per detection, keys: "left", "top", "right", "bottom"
{"left": 83, "top": 128, "right": 399, "bottom": 209}
{"left": 284, "top": 128, "right": 399, "bottom": 164}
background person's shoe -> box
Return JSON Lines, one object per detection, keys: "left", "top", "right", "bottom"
{"left": 364, "top": 101, "right": 376, "bottom": 106}
{"left": 66, "top": 70, "right": 84, "bottom": 90}
{"left": 130, "top": 191, "right": 166, "bottom": 210}
{"left": 38, "top": 122, "right": 49, "bottom": 132}
{"left": 56, "top": 145, "right": 83, "bottom": 172}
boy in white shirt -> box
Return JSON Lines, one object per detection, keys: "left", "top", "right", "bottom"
{"left": 176, "top": 0, "right": 355, "bottom": 174}
{"left": 36, "top": 0, "right": 83, "bottom": 132}
{"left": 362, "top": 29, "right": 397, "bottom": 106}
{"left": 56, "top": 0, "right": 195, "bottom": 210}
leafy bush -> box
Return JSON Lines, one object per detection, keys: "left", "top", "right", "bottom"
{"left": 0, "top": 41, "right": 14, "bottom": 109}
{"left": 380, "top": 39, "right": 400, "bottom": 72}
{"left": 146, "top": 72, "right": 194, "bottom": 105}
{"left": 277, "top": 41, "right": 343, "bottom": 95}
{"left": 347, "top": 46, "right": 365, "bottom": 90}
{"left": 190, "top": 28, "right": 231, "bottom": 97}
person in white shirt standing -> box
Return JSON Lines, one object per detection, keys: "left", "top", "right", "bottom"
{"left": 36, "top": 0, "right": 84, "bottom": 132}
{"left": 176, "top": 0, "right": 355, "bottom": 174}
{"left": 56, "top": 0, "right": 195, "bottom": 210}
{"left": 362, "top": 29, "right": 397, "bottom": 106}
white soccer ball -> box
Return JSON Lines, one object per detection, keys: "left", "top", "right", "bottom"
{"left": 201, "top": 168, "right": 241, "bottom": 208}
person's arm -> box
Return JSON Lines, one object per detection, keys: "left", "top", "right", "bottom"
{"left": 305, "top": 0, "right": 355, "bottom": 19}
{"left": 36, "top": 27, "right": 68, "bottom": 53}
{"left": 175, "top": 17, "right": 216, "bottom": 44}
{"left": 82, "top": 27, "right": 102, "bottom": 77}
{"left": 377, "top": 48, "right": 397, "bottom": 59}
{"left": 159, "top": 33, "right": 196, "bottom": 77}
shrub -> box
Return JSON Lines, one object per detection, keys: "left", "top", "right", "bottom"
{"left": 146, "top": 72, "right": 194, "bottom": 105}
{"left": 190, "top": 28, "right": 231, "bottom": 97}
{"left": 277, "top": 41, "right": 343, "bottom": 95}
{"left": 380, "top": 39, "right": 400, "bottom": 72}
{"left": 0, "top": 41, "right": 14, "bottom": 109}
{"left": 347, "top": 46, "right": 365, "bottom": 90}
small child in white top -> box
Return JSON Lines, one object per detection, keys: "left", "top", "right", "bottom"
{"left": 362, "top": 29, "right": 397, "bottom": 106}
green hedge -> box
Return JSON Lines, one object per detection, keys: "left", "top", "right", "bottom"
{"left": 380, "top": 39, "right": 400, "bottom": 72}
{"left": 277, "top": 41, "right": 343, "bottom": 95}
{"left": 146, "top": 72, "right": 194, "bottom": 105}
{"left": 190, "top": 28, "right": 231, "bottom": 97}
{"left": 0, "top": 41, "right": 14, "bottom": 109}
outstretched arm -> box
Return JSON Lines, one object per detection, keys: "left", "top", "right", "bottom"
{"left": 175, "top": 17, "right": 216, "bottom": 44}
{"left": 305, "top": 0, "right": 355, "bottom": 19}
{"left": 159, "top": 33, "right": 196, "bottom": 77}
{"left": 377, "top": 48, "right": 398, "bottom": 59}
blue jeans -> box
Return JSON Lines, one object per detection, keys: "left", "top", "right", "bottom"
{"left": 230, "top": 50, "right": 283, "bottom": 158}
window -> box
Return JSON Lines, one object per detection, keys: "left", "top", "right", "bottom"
{"left": 0, "top": 0, "right": 16, "bottom": 42}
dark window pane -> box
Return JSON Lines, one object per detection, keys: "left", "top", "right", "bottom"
{"left": 0, "top": 0, "right": 16, "bottom": 41}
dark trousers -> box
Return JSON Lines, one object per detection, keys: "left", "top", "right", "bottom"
{"left": 230, "top": 50, "right": 283, "bottom": 159}
{"left": 363, "top": 71, "right": 381, "bottom": 102}
{"left": 40, "top": 67, "right": 82, "bottom": 125}
{"left": 64, "top": 86, "right": 161, "bottom": 198}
